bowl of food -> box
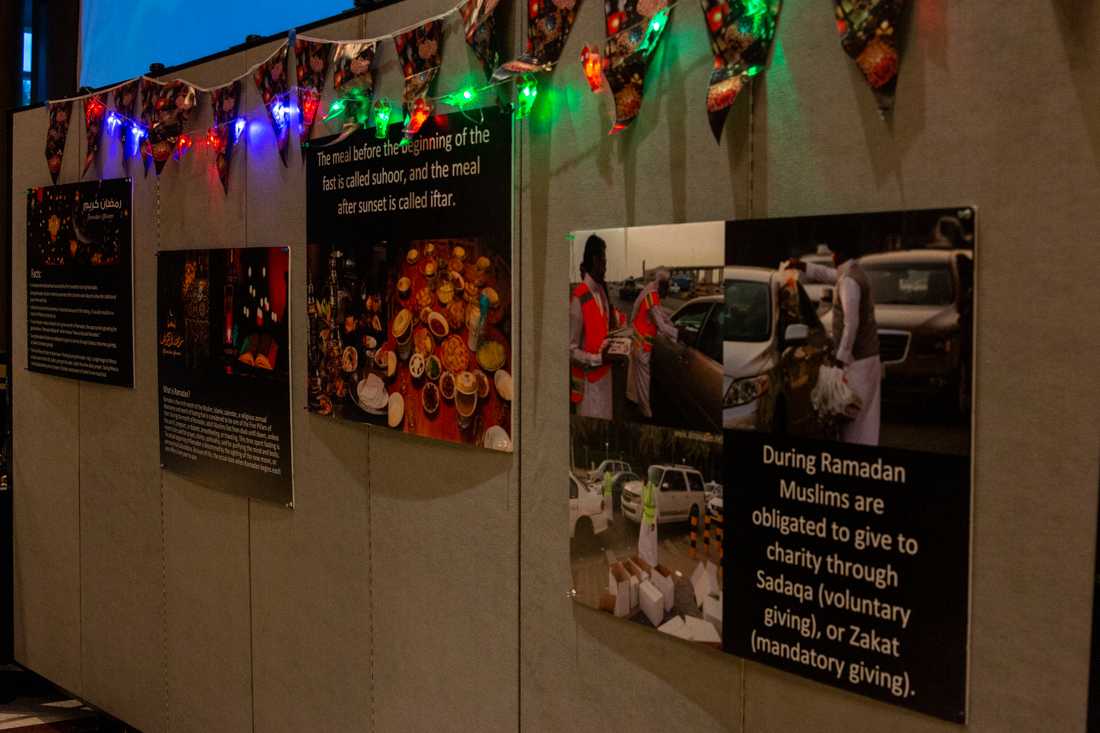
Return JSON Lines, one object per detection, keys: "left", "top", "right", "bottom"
{"left": 427, "top": 311, "right": 449, "bottom": 339}
{"left": 406, "top": 248, "right": 419, "bottom": 265}
{"left": 454, "top": 371, "right": 478, "bottom": 429}
{"left": 446, "top": 300, "right": 466, "bottom": 330}
{"left": 422, "top": 382, "right": 440, "bottom": 415}
{"left": 453, "top": 245, "right": 466, "bottom": 262}
{"left": 415, "top": 286, "right": 433, "bottom": 310}
{"left": 361, "top": 334, "right": 377, "bottom": 350}
{"left": 441, "top": 334, "right": 469, "bottom": 373}
{"left": 476, "top": 255, "right": 491, "bottom": 272}
{"left": 426, "top": 354, "right": 442, "bottom": 382}
{"left": 392, "top": 308, "right": 413, "bottom": 360}
{"left": 422, "top": 259, "right": 437, "bottom": 283}
{"left": 440, "top": 371, "right": 456, "bottom": 400}
{"left": 494, "top": 369, "right": 513, "bottom": 401}
{"left": 413, "top": 326, "right": 434, "bottom": 356}
{"left": 477, "top": 339, "right": 506, "bottom": 372}
{"left": 437, "top": 282, "right": 454, "bottom": 305}
{"left": 409, "top": 352, "right": 425, "bottom": 380}
{"left": 397, "top": 276, "right": 411, "bottom": 298}
{"left": 387, "top": 392, "right": 404, "bottom": 428}
{"left": 342, "top": 346, "right": 358, "bottom": 373}
{"left": 474, "top": 369, "right": 490, "bottom": 399}
{"left": 424, "top": 242, "right": 435, "bottom": 257}
{"left": 483, "top": 425, "right": 511, "bottom": 452}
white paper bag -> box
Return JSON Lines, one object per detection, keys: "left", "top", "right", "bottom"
{"left": 640, "top": 580, "right": 664, "bottom": 627}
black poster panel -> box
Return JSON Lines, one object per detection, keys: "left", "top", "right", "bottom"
{"left": 156, "top": 247, "right": 293, "bottom": 504}
{"left": 723, "top": 208, "right": 974, "bottom": 722}
{"left": 305, "top": 107, "right": 514, "bottom": 451}
{"left": 26, "top": 178, "right": 134, "bottom": 387}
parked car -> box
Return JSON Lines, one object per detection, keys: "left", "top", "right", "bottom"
{"left": 704, "top": 482, "right": 723, "bottom": 519}
{"left": 583, "top": 459, "right": 632, "bottom": 486}
{"left": 621, "top": 465, "right": 707, "bottom": 524}
{"left": 670, "top": 274, "right": 694, "bottom": 295}
{"left": 648, "top": 294, "right": 724, "bottom": 432}
{"left": 723, "top": 267, "right": 832, "bottom": 435}
{"left": 570, "top": 472, "right": 608, "bottom": 543}
{"left": 821, "top": 249, "right": 973, "bottom": 416}
{"left": 619, "top": 277, "right": 640, "bottom": 301}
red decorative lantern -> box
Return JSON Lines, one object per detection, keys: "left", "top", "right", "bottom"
{"left": 581, "top": 46, "right": 604, "bottom": 92}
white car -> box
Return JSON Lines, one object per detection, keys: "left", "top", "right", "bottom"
{"left": 705, "top": 484, "right": 723, "bottom": 519}
{"left": 621, "top": 465, "right": 707, "bottom": 524}
{"left": 570, "top": 472, "right": 608, "bottom": 540}
{"left": 583, "top": 459, "right": 633, "bottom": 490}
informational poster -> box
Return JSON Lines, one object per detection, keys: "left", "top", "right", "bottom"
{"left": 157, "top": 247, "right": 293, "bottom": 504}
{"left": 305, "top": 108, "right": 513, "bottom": 452}
{"left": 568, "top": 222, "right": 726, "bottom": 644}
{"left": 25, "top": 178, "right": 133, "bottom": 387}
{"left": 568, "top": 210, "right": 975, "bottom": 722}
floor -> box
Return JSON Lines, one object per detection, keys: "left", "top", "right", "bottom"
{"left": 0, "top": 667, "right": 135, "bottom": 732}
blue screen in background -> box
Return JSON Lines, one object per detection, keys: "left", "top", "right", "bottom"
{"left": 80, "top": 0, "right": 354, "bottom": 89}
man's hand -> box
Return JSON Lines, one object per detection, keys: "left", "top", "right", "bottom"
{"left": 784, "top": 258, "right": 807, "bottom": 272}
{"left": 600, "top": 339, "right": 615, "bottom": 361}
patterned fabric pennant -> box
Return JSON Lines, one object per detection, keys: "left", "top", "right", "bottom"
{"left": 294, "top": 39, "right": 331, "bottom": 154}
{"left": 82, "top": 95, "right": 107, "bottom": 177}
{"left": 494, "top": 0, "right": 581, "bottom": 79}
{"left": 44, "top": 101, "right": 73, "bottom": 184}
{"left": 210, "top": 80, "right": 243, "bottom": 194}
{"left": 393, "top": 20, "right": 443, "bottom": 138}
{"left": 461, "top": 0, "right": 502, "bottom": 81}
{"left": 331, "top": 41, "right": 377, "bottom": 128}
{"left": 113, "top": 79, "right": 141, "bottom": 165}
{"left": 835, "top": 0, "right": 904, "bottom": 114}
{"left": 140, "top": 80, "right": 198, "bottom": 175}
{"left": 253, "top": 43, "right": 292, "bottom": 166}
{"left": 700, "top": 0, "right": 781, "bottom": 142}
{"left": 602, "top": 0, "right": 671, "bottom": 133}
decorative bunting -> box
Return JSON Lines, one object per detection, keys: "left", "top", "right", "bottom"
{"left": 294, "top": 39, "right": 331, "bottom": 154}
{"left": 44, "top": 101, "right": 73, "bottom": 184}
{"left": 82, "top": 95, "right": 107, "bottom": 177}
{"left": 700, "top": 0, "right": 781, "bottom": 142}
{"left": 209, "top": 80, "right": 243, "bottom": 194}
{"left": 581, "top": 45, "right": 605, "bottom": 92}
{"left": 333, "top": 41, "right": 377, "bottom": 94}
{"left": 112, "top": 80, "right": 141, "bottom": 165}
{"left": 253, "top": 43, "right": 292, "bottom": 165}
{"left": 602, "top": 0, "right": 672, "bottom": 133}
{"left": 393, "top": 20, "right": 443, "bottom": 140}
{"left": 460, "top": 0, "right": 502, "bottom": 80}
{"left": 495, "top": 0, "right": 582, "bottom": 78}
{"left": 140, "top": 80, "right": 198, "bottom": 175}
{"left": 835, "top": 0, "right": 904, "bottom": 115}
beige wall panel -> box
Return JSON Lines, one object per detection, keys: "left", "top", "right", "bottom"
{"left": 10, "top": 104, "right": 83, "bottom": 694}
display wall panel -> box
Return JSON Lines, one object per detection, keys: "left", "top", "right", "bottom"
{"left": 11, "top": 104, "right": 83, "bottom": 695}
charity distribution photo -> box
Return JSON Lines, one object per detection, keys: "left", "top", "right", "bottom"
{"left": 568, "top": 222, "right": 726, "bottom": 645}
{"left": 724, "top": 208, "right": 975, "bottom": 456}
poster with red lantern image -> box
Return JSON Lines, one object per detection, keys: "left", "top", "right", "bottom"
{"left": 157, "top": 247, "right": 293, "bottom": 504}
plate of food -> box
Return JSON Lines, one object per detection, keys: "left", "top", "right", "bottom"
{"left": 441, "top": 334, "right": 469, "bottom": 373}
{"left": 427, "top": 311, "right": 449, "bottom": 339}
{"left": 342, "top": 346, "right": 358, "bottom": 373}
{"left": 355, "top": 373, "right": 389, "bottom": 415}
{"left": 476, "top": 339, "right": 506, "bottom": 372}
{"left": 422, "top": 382, "right": 440, "bottom": 415}
{"left": 413, "top": 326, "right": 434, "bottom": 356}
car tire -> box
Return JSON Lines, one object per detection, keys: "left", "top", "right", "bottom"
{"left": 572, "top": 517, "right": 600, "bottom": 555}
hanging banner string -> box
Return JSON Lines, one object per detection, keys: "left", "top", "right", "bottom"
{"left": 296, "top": 0, "right": 467, "bottom": 47}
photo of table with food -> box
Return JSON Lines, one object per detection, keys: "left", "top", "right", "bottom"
{"left": 307, "top": 237, "right": 513, "bottom": 452}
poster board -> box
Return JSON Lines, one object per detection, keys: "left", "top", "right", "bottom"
{"left": 305, "top": 107, "right": 514, "bottom": 451}
{"left": 156, "top": 246, "right": 293, "bottom": 504}
{"left": 25, "top": 178, "right": 134, "bottom": 387}
{"left": 568, "top": 210, "right": 974, "bottom": 722}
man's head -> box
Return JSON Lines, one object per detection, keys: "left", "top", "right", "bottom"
{"left": 581, "top": 234, "right": 607, "bottom": 283}
{"left": 655, "top": 268, "right": 671, "bottom": 298}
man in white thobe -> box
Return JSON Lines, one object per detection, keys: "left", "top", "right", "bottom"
{"left": 789, "top": 248, "right": 882, "bottom": 446}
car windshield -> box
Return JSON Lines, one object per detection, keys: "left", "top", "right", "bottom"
{"left": 865, "top": 264, "right": 954, "bottom": 305}
{"left": 723, "top": 280, "right": 771, "bottom": 342}
{"left": 647, "top": 467, "right": 662, "bottom": 485}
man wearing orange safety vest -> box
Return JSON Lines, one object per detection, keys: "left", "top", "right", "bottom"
{"left": 569, "top": 235, "right": 618, "bottom": 420}
{"left": 626, "top": 269, "right": 677, "bottom": 419}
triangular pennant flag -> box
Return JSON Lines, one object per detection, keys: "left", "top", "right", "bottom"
{"left": 141, "top": 80, "right": 197, "bottom": 175}
{"left": 210, "top": 80, "right": 243, "bottom": 194}
{"left": 461, "top": 0, "right": 502, "bottom": 81}
{"left": 494, "top": 0, "right": 581, "bottom": 79}
{"left": 700, "top": 0, "right": 781, "bottom": 142}
{"left": 331, "top": 41, "right": 377, "bottom": 129}
{"left": 293, "top": 39, "right": 331, "bottom": 155}
{"left": 82, "top": 95, "right": 107, "bottom": 177}
{"left": 45, "top": 101, "right": 73, "bottom": 184}
{"left": 113, "top": 79, "right": 141, "bottom": 167}
{"left": 602, "top": 0, "right": 672, "bottom": 133}
{"left": 253, "top": 43, "right": 292, "bottom": 165}
{"left": 835, "top": 0, "right": 904, "bottom": 115}
{"left": 393, "top": 20, "right": 443, "bottom": 140}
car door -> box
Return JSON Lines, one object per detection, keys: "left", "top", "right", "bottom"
{"left": 651, "top": 301, "right": 715, "bottom": 429}
{"left": 777, "top": 282, "right": 831, "bottom": 436}
{"left": 659, "top": 469, "right": 689, "bottom": 521}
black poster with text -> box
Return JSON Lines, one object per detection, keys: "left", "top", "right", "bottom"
{"left": 26, "top": 178, "right": 134, "bottom": 387}
{"left": 305, "top": 107, "right": 514, "bottom": 451}
{"left": 724, "top": 209, "right": 974, "bottom": 722}
{"left": 157, "top": 247, "right": 292, "bottom": 504}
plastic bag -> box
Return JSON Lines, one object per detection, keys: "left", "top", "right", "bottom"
{"left": 811, "top": 365, "right": 862, "bottom": 419}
